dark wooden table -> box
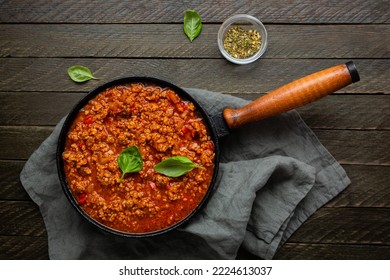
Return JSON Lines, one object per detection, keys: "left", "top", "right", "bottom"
{"left": 1, "top": 1, "right": 389, "bottom": 260}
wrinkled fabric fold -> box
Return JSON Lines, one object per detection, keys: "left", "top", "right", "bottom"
{"left": 183, "top": 157, "right": 316, "bottom": 259}
{"left": 20, "top": 88, "right": 350, "bottom": 259}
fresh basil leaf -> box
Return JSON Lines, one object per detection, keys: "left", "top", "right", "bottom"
{"left": 183, "top": 10, "right": 202, "bottom": 42}
{"left": 154, "top": 156, "right": 202, "bottom": 177}
{"left": 67, "top": 65, "right": 99, "bottom": 83}
{"left": 117, "top": 146, "right": 143, "bottom": 180}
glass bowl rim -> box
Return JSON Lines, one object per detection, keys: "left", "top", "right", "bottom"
{"left": 217, "top": 14, "right": 268, "bottom": 64}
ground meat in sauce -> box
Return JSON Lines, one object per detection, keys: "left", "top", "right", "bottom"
{"left": 62, "top": 83, "right": 215, "bottom": 233}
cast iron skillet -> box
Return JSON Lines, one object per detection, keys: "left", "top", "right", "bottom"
{"left": 57, "top": 62, "right": 360, "bottom": 238}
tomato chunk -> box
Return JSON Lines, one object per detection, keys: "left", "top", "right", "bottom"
{"left": 78, "top": 193, "right": 87, "bottom": 205}
{"left": 83, "top": 115, "right": 93, "bottom": 125}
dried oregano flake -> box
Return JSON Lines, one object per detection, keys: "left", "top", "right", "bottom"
{"left": 223, "top": 26, "right": 262, "bottom": 59}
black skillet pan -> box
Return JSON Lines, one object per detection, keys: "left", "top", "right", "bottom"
{"left": 57, "top": 61, "right": 360, "bottom": 237}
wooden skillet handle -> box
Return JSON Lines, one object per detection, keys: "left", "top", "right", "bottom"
{"left": 223, "top": 61, "right": 360, "bottom": 129}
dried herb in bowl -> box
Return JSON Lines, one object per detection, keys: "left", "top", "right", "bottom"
{"left": 223, "top": 26, "right": 262, "bottom": 59}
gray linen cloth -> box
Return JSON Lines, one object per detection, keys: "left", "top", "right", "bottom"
{"left": 20, "top": 88, "right": 350, "bottom": 259}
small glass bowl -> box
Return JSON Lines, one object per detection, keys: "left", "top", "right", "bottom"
{"left": 217, "top": 14, "right": 268, "bottom": 65}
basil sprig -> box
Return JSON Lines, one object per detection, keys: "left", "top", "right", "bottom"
{"left": 154, "top": 156, "right": 202, "bottom": 177}
{"left": 183, "top": 10, "right": 202, "bottom": 42}
{"left": 117, "top": 146, "right": 143, "bottom": 181}
{"left": 67, "top": 65, "right": 99, "bottom": 83}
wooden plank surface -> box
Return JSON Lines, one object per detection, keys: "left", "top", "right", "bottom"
{"left": 1, "top": 24, "right": 388, "bottom": 59}
{"left": 1, "top": 93, "right": 390, "bottom": 130}
{"left": 0, "top": 160, "right": 30, "bottom": 201}
{"left": 1, "top": 125, "right": 389, "bottom": 164}
{"left": 288, "top": 208, "right": 390, "bottom": 244}
{"left": 0, "top": 126, "right": 53, "bottom": 160}
{"left": 0, "top": 58, "right": 388, "bottom": 94}
{"left": 0, "top": 92, "right": 84, "bottom": 126}
{"left": 328, "top": 165, "right": 390, "bottom": 208}
{"left": 1, "top": 0, "right": 388, "bottom": 23}
{"left": 0, "top": 0, "right": 388, "bottom": 261}
{"left": 313, "top": 130, "right": 390, "bottom": 166}
{"left": 274, "top": 243, "right": 390, "bottom": 260}
{"left": 0, "top": 236, "right": 49, "bottom": 260}
{"left": 0, "top": 201, "right": 46, "bottom": 236}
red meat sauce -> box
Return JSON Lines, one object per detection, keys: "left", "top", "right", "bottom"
{"left": 62, "top": 83, "right": 215, "bottom": 234}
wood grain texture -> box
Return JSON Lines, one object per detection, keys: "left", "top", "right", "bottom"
{"left": 2, "top": 93, "right": 390, "bottom": 130}
{"left": 327, "top": 165, "right": 390, "bottom": 208}
{"left": 313, "top": 129, "right": 390, "bottom": 166}
{"left": 2, "top": 236, "right": 389, "bottom": 260}
{"left": 288, "top": 208, "right": 390, "bottom": 245}
{"left": 0, "top": 236, "right": 49, "bottom": 260}
{"left": 2, "top": 125, "right": 389, "bottom": 165}
{"left": 1, "top": 24, "right": 388, "bottom": 59}
{"left": 0, "top": 0, "right": 388, "bottom": 23}
{"left": 0, "top": 201, "right": 46, "bottom": 236}
{"left": 0, "top": 59, "right": 387, "bottom": 94}
{"left": 274, "top": 243, "right": 390, "bottom": 260}
{"left": 0, "top": 92, "right": 85, "bottom": 126}
{"left": 0, "top": 126, "right": 53, "bottom": 160}
{"left": 297, "top": 95, "right": 390, "bottom": 130}
{"left": 0, "top": 160, "right": 30, "bottom": 201}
